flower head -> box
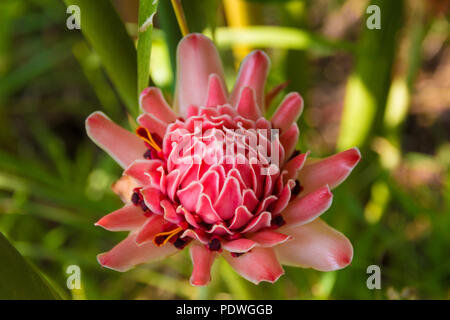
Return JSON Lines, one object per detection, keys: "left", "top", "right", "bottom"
{"left": 86, "top": 34, "right": 361, "bottom": 285}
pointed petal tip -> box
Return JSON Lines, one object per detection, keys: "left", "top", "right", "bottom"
{"left": 322, "top": 184, "right": 333, "bottom": 198}
{"left": 178, "top": 33, "right": 214, "bottom": 51}
{"left": 94, "top": 215, "right": 131, "bottom": 232}
{"left": 337, "top": 147, "right": 362, "bottom": 173}
{"left": 271, "top": 92, "right": 304, "bottom": 132}
{"left": 97, "top": 252, "right": 128, "bottom": 272}
{"left": 236, "top": 86, "right": 262, "bottom": 120}
{"left": 94, "top": 219, "right": 122, "bottom": 232}
{"left": 283, "top": 91, "right": 304, "bottom": 109}
{"left": 283, "top": 122, "right": 299, "bottom": 136}
{"left": 288, "top": 92, "right": 304, "bottom": 114}
{"left": 276, "top": 219, "right": 353, "bottom": 271}
{"left": 241, "top": 50, "right": 271, "bottom": 79}
{"left": 238, "top": 86, "right": 256, "bottom": 103}
{"left": 94, "top": 220, "right": 104, "bottom": 229}
{"left": 96, "top": 253, "right": 110, "bottom": 269}
{"left": 340, "top": 234, "right": 354, "bottom": 265}
{"left": 339, "top": 250, "right": 353, "bottom": 268}
{"left": 314, "top": 184, "right": 333, "bottom": 199}
{"left": 299, "top": 148, "right": 361, "bottom": 193}
{"left": 248, "top": 50, "right": 270, "bottom": 66}
{"left": 205, "top": 73, "right": 228, "bottom": 107}
{"left": 289, "top": 91, "right": 303, "bottom": 100}
{"left": 138, "top": 86, "right": 157, "bottom": 106}
{"left": 183, "top": 32, "right": 209, "bottom": 41}
{"left": 136, "top": 113, "right": 145, "bottom": 122}
{"left": 85, "top": 111, "right": 108, "bottom": 129}
{"left": 139, "top": 86, "right": 152, "bottom": 98}
{"left": 189, "top": 244, "right": 215, "bottom": 287}
{"left": 265, "top": 269, "right": 285, "bottom": 284}
{"left": 85, "top": 111, "right": 147, "bottom": 169}
{"left": 231, "top": 50, "right": 271, "bottom": 110}
{"left": 176, "top": 33, "right": 224, "bottom": 117}
{"left": 282, "top": 185, "right": 333, "bottom": 227}
{"left": 252, "top": 268, "right": 285, "bottom": 285}
{"left": 189, "top": 279, "right": 210, "bottom": 287}
{"left": 319, "top": 185, "right": 334, "bottom": 211}
{"left": 347, "top": 147, "right": 362, "bottom": 165}
{"left": 326, "top": 239, "right": 353, "bottom": 271}
{"left": 139, "top": 87, "right": 177, "bottom": 124}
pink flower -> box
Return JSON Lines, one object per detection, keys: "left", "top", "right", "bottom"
{"left": 86, "top": 34, "right": 361, "bottom": 286}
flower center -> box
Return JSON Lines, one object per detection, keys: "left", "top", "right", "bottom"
{"left": 131, "top": 111, "right": 295, "bottom": 255}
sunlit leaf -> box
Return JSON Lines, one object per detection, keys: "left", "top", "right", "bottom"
{"left": 210, "top": 26, "right": 353, "bottom": 54}
{"left": 0, "top": 232, "right": 61, "bottom": 299}
{"left": 337, "top": 0, "right": 404, "bottom": 150}
{"left": 137, "top": 0, "right": 158, "bottom": 95}
{"left": 63, "top": 0, "right": 138, "bottom": 116}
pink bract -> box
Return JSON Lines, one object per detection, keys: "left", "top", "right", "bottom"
{"left": 86, "top": 33, "right": 361, "bottom": 285}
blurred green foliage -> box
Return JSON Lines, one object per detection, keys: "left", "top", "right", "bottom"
{"left": 0, "top": 0, "right": 449, "bottom": 300}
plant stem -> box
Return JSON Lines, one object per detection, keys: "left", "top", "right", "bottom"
{"left": 170, "top": 0, "right": 189, "bottom": 36}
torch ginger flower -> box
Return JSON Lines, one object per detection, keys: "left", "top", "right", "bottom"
{"left": 86, "top": 34, "right": 361, "bottom": 285}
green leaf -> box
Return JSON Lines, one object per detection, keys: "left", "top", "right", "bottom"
{"left": 210, "top": 26, "right": 354, "bottom": 54}
{"left": 337, "top": 0, "right": 404, "bottom": 150}
{"left": 0, "top": 41, "right": 71, "bottom": 99}
{"left": 0, "top": 232, "right": 61, "bottom": 299}
{"left": 137, "top": 0, "right": 158, "bottom": 95}
{"left": 157, "top": 0, "right": 182, "bottom": 90}
{"left": 72, "top": 41, "right": 122, "bottom": 121}
{"left": 63, "top": 0, "right": 138, "bottom": 117}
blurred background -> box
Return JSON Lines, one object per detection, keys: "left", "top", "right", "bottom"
{"left": 0, "top": 0, "right": 449, "bottom": 300}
